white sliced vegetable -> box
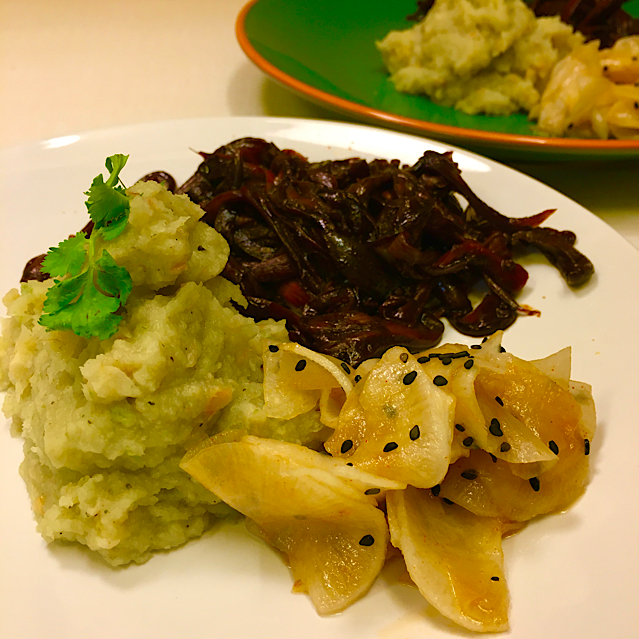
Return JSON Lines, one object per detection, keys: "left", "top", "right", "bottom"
{"left": 475, "top": 383, "right": 558, "bottom": 479}
{"left": 530, "top": 346, "right": 572, "bottom": 389}
{"left": 325, "top": 347, "right": 455, "bottom": 488}
{"left": 387, "top": 487, "right": 509, "bottom": 633}
{"left": 570, "top": 380, "right": 597, "bottom": 440}
{"left": 180, "top": 435, "right": 391, "bottom": 615}
{"left": 263, "top": 342, "right": 354, "bottom": 421}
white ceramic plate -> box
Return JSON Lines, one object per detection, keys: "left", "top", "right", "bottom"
{"left": 1, "top": 117, "right": 638, "bottom": 639}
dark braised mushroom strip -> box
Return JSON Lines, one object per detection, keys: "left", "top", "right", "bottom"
{"left": 21, "top": 254, "right": 48, "bottom": 283}
{"left": 512, "top": 227, "right": 595, "bottom": 287}
{"left": 409, "top": 1, "right": 639, "bottom": 49}
{"left": 158, "top": 140, "right": 592, "bottom": 362}
{"left": 530, "top": 0, "right": 639, "bottom": 48}
{"left": 139, "top": 171, "right": 177, "bottom": 193}
{"left": 20, "top": 138, "right": 594, "bottom": 366}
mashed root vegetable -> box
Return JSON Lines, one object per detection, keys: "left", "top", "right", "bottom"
{"left": 378, "top": 0, "right": 639, "bottom": 138}
{"left": 377, "top": 0, "right": 583, "bottom": 116}
{"left": 0, "top": 180, "right": 326, "bottom": 566}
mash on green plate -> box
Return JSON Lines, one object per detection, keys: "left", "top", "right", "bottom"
{"left": 0, "top": 180, "right": 325, "bottom": 566}
{"left": 377, "top": 0, "right": 583, "bottom": 116}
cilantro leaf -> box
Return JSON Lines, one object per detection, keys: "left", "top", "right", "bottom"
{"left": 41, "top": 272, "right": 87, "bottom": 312}
{"left": 95, "top": 250, "right": 132, "bottom": 303}
{"left": 40, "top": 272, "right": 123, "bottom": 339}
{"left": 38, "top": 155, "right": 133, "bottom": 340}
{"left": 41, "top": 232, "right": 88, "bottom": 278}
{"left": 84, "top": 153, "right": 130, "bottom": 238}
{"left": 100, "top": 213, "right": 129, "bottom": 241}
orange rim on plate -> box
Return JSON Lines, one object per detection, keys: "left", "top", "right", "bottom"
{"left": 236, "top": 0, "right": 639, "bottom": 155}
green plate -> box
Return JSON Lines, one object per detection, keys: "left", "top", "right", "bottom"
{"left": 237, "top": 0, "right": 639, "bottom": 161}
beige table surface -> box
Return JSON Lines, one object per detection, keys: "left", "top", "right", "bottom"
{"left": 2, "top": 0, "right": 638, "bottom": 251}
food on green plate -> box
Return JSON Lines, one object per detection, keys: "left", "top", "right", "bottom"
{"left": 377, "top": 0, "right": 583, "bottom": 117}
{"left": 378, "top": 0, "right": 639, "bottom": 138}
{"left": 1, "top": 150, "right": 596, "bottom": 632}
{"left": 185, "top": 331, "right": 596, "bottom": 631}
{"left": 0, "top": 158, "right": 327, "bottom": 566}
{"left": 535, "top": 36, "right": 639, "bottom": 138}
{"left": 528, "top": 0, "right": 639, "bottom": 49}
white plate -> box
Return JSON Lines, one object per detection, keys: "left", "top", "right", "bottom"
{"left": 1, "top": 117, "right": 638, "bottom": 639}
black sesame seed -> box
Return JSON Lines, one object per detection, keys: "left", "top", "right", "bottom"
{"left": 482, "top": 337, "right": 488, "bottom": 343}
{"left": 489, "top": 418, "right": 503, "bottom": 437}
{"left": 500, "top": 442, "right": 511, "bottom": 452}
{"left": 383, "top": 442, "right": 399, "bottom": 453}
{"left": 359, "top": 534, "right": 375, "bottom": 546}
{"left": 464, "top": 359, "right": 474, "bottom": 369}
{"left": 354, "top": 375, "right": 361, "bottom": 383}
{"left": 341, "top": 362, "right": 351, "bottom": 374}
{"left": 431, "top": 484, "right": 441, "bottom": 497}
{"left": 470, "top": 344, "right": 482, "bottom": 350}
{"left": 489, "top": 453, "right": 498, "bottom": 463}
{"left": 417, "top": 356, "right": 430, "bottom": 364}
{"left": 365, "top": 488, "right": 380, "bottom": 495}
{"left": 455, "top": 423, "right": 465, "bottom": 432}
{"left": 441, "top": 357, "right": 452, "bottom": 365}
{"left": 433, "top": 375, "right": 448, "bottom": 386}
{"left": 409, "top": 425, "right": 421, "bottom": 441}
{"left": 463, "top": 436, "right": 474, "bottom": 447}
{"left": 635, "top": 102, "right": 639, "bottom": 110}
{"left": 491, "top": 576, "right": 500, "bottom": 582}
{"left": 347, "top": 462, "right": 353, "bottom": 466}
{"left": 295, "top": 359, "right": 307, "bottom": 371}
{"left": 529, "top": 476, "right": 540, "bottom": 492}
{"left": 548, "top": 440, "right": 559, "bottom": 455}
{"left": 584, "top": 438, "right": 590, "bottom": 455}
{"left": 499, "top": 346, "right": 506, "bottom": 353}
{"left": 495, "top": 396, "right": 503, "bottom": 406}
{"left": 268, "top": 344, "right": 279, "bottom": 353}
{"left": 341, "top": 440, "right": 353, "bottom": 454}
{"left": 461, "top": 469, "right": 478, "bottom": 480}
{"left": 603, "top": 65, "right": 608, "bottom": 71}
{"left": 399, "top": 353, "right": 409, "bottom": 363}
{"left": 442, "top": 498, "right": 454, "bottom": 505}
{"left": 452, "top": 351, "right": 470, "bottom": 359}
{"left": 403, "top": 371, "right": 418, "bottom": 385}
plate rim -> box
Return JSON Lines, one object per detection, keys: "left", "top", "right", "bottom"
{"left": 1, "top": 115, "right": 639, "bottom": 639}
{"left": 236, "top": 0, "right": 639, "bottom": 154}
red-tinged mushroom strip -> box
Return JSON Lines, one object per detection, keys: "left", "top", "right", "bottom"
{"left": 22, "top": 139, "right": 594, "bottom": 366}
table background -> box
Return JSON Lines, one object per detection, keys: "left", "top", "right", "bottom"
{"left": 1, "top": 0, "right": 638, "bottom": 250}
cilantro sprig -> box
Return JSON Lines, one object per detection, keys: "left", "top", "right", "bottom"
{"left": 39, "top": 154, "right": 133, "bottom": 340}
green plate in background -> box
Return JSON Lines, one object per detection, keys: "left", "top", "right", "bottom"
{"left": 237, "top": 0, "right": 639, "bottom": 162}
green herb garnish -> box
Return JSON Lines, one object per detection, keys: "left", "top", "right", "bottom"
{"left": 39, "top": 154, "right": 133, "bottom": 340}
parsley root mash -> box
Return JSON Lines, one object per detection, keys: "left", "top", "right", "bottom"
{"left": 0, "top": 155, "right": 596, "bottom": 632}
{"left": 0, "top": 173, "right": 326, "bottom": 566}
{"left": 377, "top": 0, "right": 583, "bottom": 117}
{"left": 377, "top": 0, "right": 639, "bottom": 138}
